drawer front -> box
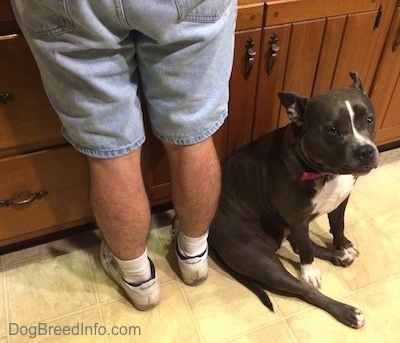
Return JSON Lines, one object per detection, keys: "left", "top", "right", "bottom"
{"left": 237, "top": 2, "right": 264, "bottom": 31}
{"left": 0, "top": 33, "right": 65, "bottom": 157}
{"left": 265, "top": 0, "right": 380, "bottom": 26}
{"left": 0, "top": 146, "right": 92, "bottom": 245}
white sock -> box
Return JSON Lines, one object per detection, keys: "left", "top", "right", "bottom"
{"left": 177, "top": 230, "right": 209, "bottom": 258}
{"left": 114, "top": 248, "right": 152, "bottom": 285}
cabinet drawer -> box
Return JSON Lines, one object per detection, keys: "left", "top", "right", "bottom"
{"left": 265, "top": 0, "right": 380, "bottom": 26}
{"left": 237, "top": 1, "right": 264, "bottom": 31}
{"left": 0, "top": 146, "right": 92, "bottom": 246}
{"left": 0, "top": 33, "right": 65, "bottom": 157}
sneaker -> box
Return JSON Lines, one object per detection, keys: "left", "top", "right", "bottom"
{"left": 172, "top": 217, "right": 209, "bottom": 286}
{"left": 100, "top": 241, "right": 160, "bottom": 311}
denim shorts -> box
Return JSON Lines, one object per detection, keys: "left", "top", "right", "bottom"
{"left": 11, "top": 0, "right": 237, "bottom": 158}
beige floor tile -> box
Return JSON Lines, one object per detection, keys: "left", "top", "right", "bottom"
{"left": 332, "top": 219, "right": 400, "bottom": 291}
{"left": 182, "top": 268, "right": 279, "bottom": 343}
{"left": 0, "top": 270, "right": 7, "bottom": 337}
{"left": 385, "top": 161, "right": 400, "bottom": 181}
{"left": 225, "top": 321, "right": 296, "bottom": 343}
{"left": 9, "top": 307, "right": 106, "bottom": 343}
{"left": 371, "top": 209, "right": 400, "bottom": 253}
{"left": 350, "top": 167, "right": 400, "bottom": 215}
{"left": 100, "top": 281, "right": 201, "bottom": 343}
{"left": 355, "top": 276, "right": 400, "bottom": 343}
{"left": 286, "top": 295, "right": 384, "bottom": 342}
{"left": 5, "top": 250, "right": 97, "bottom": 326}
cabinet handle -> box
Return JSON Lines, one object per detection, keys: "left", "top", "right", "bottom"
{"left": 393, "top": 26, "right": 400, "bottom": 52}
{"left": 244, "top": 37, "right": 256, "bottom": 80}
{"left": 0, "top": 92, "right": 15, "bottom": 104}
{"left": 267, "top": 33, "right": 280, "bottom": 76}
{"left": 1, "top": 190, "right": 48, "bottom": 207}
{"left": 0, "top": 33, "right": 20, "bottom": 41}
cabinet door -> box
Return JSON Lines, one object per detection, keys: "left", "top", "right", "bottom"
{"left": 253, "top": 8, "right": 381, "bottom": 139}
{"left": 370, "top": 4, "right": 400, "bottom": 145}
{"left": 226, "top": 29, "right": 262, "bottom": 157}
{"left": 253, "top": 19, "right": 325, "bottom": 137}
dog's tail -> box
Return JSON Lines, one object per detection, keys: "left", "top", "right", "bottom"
{"left": 210, "top": 247, "right": 274, "bottom": 311}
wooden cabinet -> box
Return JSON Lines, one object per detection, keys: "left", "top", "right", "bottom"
{"left": 370, "top": 1, "right": 400, "bottom": 146}
{"left": 0, "top": 29, "right": 93, "bottom": 246}
{"left": 251, "top": 0, "right": 389, "bottom": 140}
{"left": 226, "top": 1, "right": 264, "bottom": 157}
{"left": 225, "top": 0, "right": 394, "bottom": 155}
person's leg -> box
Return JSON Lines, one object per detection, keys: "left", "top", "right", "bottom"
{"left": 10, "top": 0, "right": 160, "bottom": 310}
{"left": 129, "top": 0, "right": 237, "bottom": 284}
{"left": 163, "top": 138, "right": 220, "bottom": 240}
{"left": 88, "top": 148, "right": 150, "bottom": 261}
{"left": 163, "top": 138, "right": 221, "bottom": 285}
{"left": 90, "top": 148, "right": 161, "bottom": 310}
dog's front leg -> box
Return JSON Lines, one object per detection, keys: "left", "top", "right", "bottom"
{"left": 328, "top": 197, "right": 359, "bottom": 267}
{"left": 289, "top": 226, "right": 322, "bottom": 289}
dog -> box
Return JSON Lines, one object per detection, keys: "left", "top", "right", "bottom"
{"left": 209, "top": 72, "right": 379, "bottom": 329}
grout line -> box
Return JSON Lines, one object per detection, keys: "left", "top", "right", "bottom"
{"left": 368, "top": 212, "right": 400, "bottom": 256}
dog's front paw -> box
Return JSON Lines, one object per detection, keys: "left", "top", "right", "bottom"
{"left": 300, "top": 262, "right": 322, "bottom": 289}
{"left": 334, "top": 246, "right": 359, "bottom": 267}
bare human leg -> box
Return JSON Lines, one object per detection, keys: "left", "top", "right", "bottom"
{"left": 163, "top": 137, "right": 221, "bottom": 285}
{"left": 88, "top": 147, "right": 150, "bottom": 261}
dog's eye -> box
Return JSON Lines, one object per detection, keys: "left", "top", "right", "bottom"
{"left": 366, "top": 116, "right": 374, "bottom": 124}
{"left": 327, "top": 126, "right": 339, "bottom": 135}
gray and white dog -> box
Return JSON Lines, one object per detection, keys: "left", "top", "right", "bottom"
{"left": 209, "top": 72, "right": 379, "bottom": 329}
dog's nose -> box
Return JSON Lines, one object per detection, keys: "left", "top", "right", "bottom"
{"left": 355, "top": 144, "right": 376, "bottom": 162}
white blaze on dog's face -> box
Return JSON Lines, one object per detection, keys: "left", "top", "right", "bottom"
{"left": 345, "top": 100, "right": 376, "bottom": 147}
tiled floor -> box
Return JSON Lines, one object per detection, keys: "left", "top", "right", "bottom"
{"left": 1, "top": 148, "right": 400, "bottom": 343}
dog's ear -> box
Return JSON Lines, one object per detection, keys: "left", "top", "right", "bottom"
{"left": 349, "top": 71, "right": 365, "bottom": 92}
{"left": 278, "top": 92, "right": 308, "bottom": 126}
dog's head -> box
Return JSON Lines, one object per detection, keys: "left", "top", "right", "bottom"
{"left": 278, "top": 72, "right": 378, "bottom": 176}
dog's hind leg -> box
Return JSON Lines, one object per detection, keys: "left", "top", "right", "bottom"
{"left": 209, "top": 214, "right": 365, "bottom": 328}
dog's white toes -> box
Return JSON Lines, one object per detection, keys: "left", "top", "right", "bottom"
{"left": 340, "top": 246, "right": 359, "bottom": 263}
{"left": 300, "top": 262, "right": 322, "bottom": 289}
{"left": 355, "top": 313, "right": 366, "bottom": 329}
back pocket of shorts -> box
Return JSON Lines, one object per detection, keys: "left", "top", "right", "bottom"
{"left": 14, "top": 0, "right": 72, "bottom": 37}
{"left": 175, "top": 0, "right": 231, "bottom": 23}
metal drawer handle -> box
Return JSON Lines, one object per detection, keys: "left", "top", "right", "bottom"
{"left": 0, "top": 92, "right": 15, "bottom": 104}
{"left": 267, "top": 33, "right": 280, "bottom": 76}
{"left": 1, "top": 190, "right": 48, "bottom": 207}
{"left": 0, "top": 34, "right": 20, "bottom": 41}
{"left": 393, "top": 25, "right": 400, "bottom": 52}
{"left": 244, "top": 37, "right": 256, "bottom": 80}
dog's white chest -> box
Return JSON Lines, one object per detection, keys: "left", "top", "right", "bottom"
{"left": 312, "top": 175, "right": 356, "bottom": 216}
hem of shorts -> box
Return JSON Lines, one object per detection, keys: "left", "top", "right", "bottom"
{"left": 153, "top": 110, "right": 228, "bottom": 145}
{"left": 62, "top": 130, "right": 146, "bottom": 159}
